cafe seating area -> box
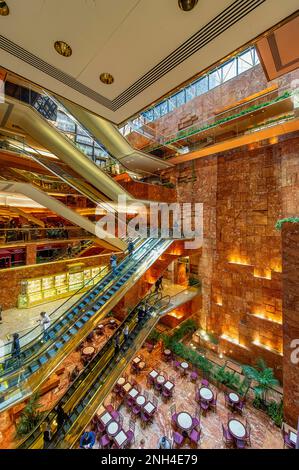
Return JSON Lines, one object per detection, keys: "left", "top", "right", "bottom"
{"left": 88, "top": 342, "right": 287, "bottom": 449}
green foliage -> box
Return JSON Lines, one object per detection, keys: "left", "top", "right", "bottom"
{"left": 242, "top": 358, "right": 279, "bottom": 404}
{"left": 275, "top": 217, "right": 299, "bottom": 231}
{"left": 165, "top": 91, "right": 293, "bottom": 145}
{"left": 15, "top": 393, "right": 43, "bottom": 439}
{"left": 267, "top": 400, "right": 283, "bottom": 427}
{"left": 213, "top": 366, "right": 241, "bottom": 391}
{"left": 148, "top": 329, "right": 161, "bottom": 344}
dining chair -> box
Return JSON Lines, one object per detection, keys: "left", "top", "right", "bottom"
{"left": 189, "top": 428, "right": 201, "bottom": 446}
{"left": 99, "top": 433, "right": 111, "bottom": 449}
{"left": 236, "top": 438, "right": 246, "bottom": 449}
{"left": 210, "top": 392, "right": 218, "bottom": 412}
{"left": 201, "top": 378, "right": 209, "bottom": 387}
{"left": 105, "top": 404, "right": 114, "bottom": 413}
{"left": 244, "top": 418, "right": 251, "bottom": 446}
{"left": 281, "top": 425, "right": 295, "bottom": 449}
{"left": 200, "top": 400, "right": 209, "bottom": 416}
{"left": 172, "top": 431, "right": 184, "bottom": 448}
{"left": 132, "top": 404, "right": 141, "bottom": 417}
{"left": 192, "top": 416, "right": 200, "bottom": 428}
{"left": 125, "top": 430, "right": 135, "bottom": 447}
{"left": 222, "top": 424, "right": 234, "bottom": 447}
{"left": 190, "top": 370, "right": 199, "bottom": 383}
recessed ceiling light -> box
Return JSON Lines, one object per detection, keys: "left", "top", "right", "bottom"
{"left": 178, "top": 0, "right": 198, "bottom": 11}
{"left": 54, "top": 40, "right": 72, "bottom": 57}
{"left": 99, "top": 73, "right": 114, "bottom": 85}
{"left": 0, "top": 1, "right": 9, "bottom": 16}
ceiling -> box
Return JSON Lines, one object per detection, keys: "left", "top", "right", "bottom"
{"left": 256, "top": 14, "right": 299, "bottom": 80}
{"left": 0, "top": 0, "right": 299, "bottom": 124}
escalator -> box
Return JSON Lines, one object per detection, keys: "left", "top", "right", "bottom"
{"left": 0, "top": 180, "right": 124, "bottom": 252}
{"left": 3, "top": 95, "right": 135, "bottom": 203}
{"left": 58, "top": 97, "right": 173, "bottom": 176}
{"left": 0, "top": 237, "right": 173, "bottom": 412}
{"left": 18, "top": 290, "right": 171, "bottom": 449}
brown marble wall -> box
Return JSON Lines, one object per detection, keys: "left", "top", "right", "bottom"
{"left": 161, "top": 134, "right": 299, "bottom": 378}
{"left": 26, "top": 244, "right": 37, "bottom": 265}
{"left": 119, "top": 180, "right": 177, "bottom": 202}
{"left": 0, "top": 254, "right": 111, "bottom": 309}
{"left": 282, "top": 222, "right": 299, "bottom": 427}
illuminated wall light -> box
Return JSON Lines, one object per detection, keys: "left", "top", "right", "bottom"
{"left": 251, "top": 312, "right": 282, "bottom": 325}
{"left": 220, "top": 333, "right": 249, "bottom": 350}
{"left": 253, "top": 268, "right": 271, "bottom": 280}
{"left": 228, "top": 252, "right": 249, "bottom": 265}
{"left": 252, "top": 339, "right": 283, "bottom": 356}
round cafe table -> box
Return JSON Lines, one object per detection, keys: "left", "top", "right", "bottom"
{"left": 106, "top": 420, "right": 120, "bottom": 437}
{"left": 181, "top": 362, "right": 189, "bottom": 370}
{"left": 117, "top": 377, "right": 126, "bottom": 386}
{"left": 156, "top": 375, "right": 166, "bottom": 385}
{"left": 136, "top": 395, "right": 146, "bottom": 406}
{"left": 228, "top": 419, "right": 246, "bottom": 439}
{"left": 82, "top": 346, "right": 95, "bottom": 356}
{"left": 199, "top": 387, "right": 213, "bottom": 401}
{"left": 164, "top": 349, "right": 171, "bottom": 355}
{"left": 229, "top": 392, "right": 240, "bottom": 404}
{"left": 176, "top": 412, "right": 193, "bottom": 431}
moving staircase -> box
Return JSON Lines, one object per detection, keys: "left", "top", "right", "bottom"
{"left": 0, "top": 237, "right": 172, "bottom": 412}
{"left": 18, "top": 291, "right": 171, "bottom": 449}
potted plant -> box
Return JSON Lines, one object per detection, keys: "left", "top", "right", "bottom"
{"left": 267, "top": 400, "right": 283, "bottom": 427}
{"left": 242, "top": 358, "right": 279, "bottom": 410}
{"left": 15, "top": 393, "right": 43, "bottom": 438}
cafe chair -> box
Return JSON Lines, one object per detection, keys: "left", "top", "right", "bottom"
{"left": 99, "top": 434, "right": 111, "bottom": 449}
{"left": 222, "top": 424, "right": 234, "bottom": 447}
{"left": 172, "top": 431, "right": 184, "bottom": 448}
{"left": 190, "top": 428, "right": 201, "bottom": 446}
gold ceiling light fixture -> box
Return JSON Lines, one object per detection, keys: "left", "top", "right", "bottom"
{"left": 0, "top": 1, "right": 9, "bottom": 16}
{"left": 99, "top": 73, "right": 114, "bottom": 85}
{"left": 54, "top": 40, "right": 72, "bottom": 57}
{"left": 178, "top": 0, "right": 198, "bottom": 11}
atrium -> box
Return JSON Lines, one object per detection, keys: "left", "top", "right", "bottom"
{"left": 0, "top": 0, "right": 298, "bottom": 453}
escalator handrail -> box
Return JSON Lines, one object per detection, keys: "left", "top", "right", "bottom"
{"left": 0, "top": 238, "right": 149, "bottom": 372}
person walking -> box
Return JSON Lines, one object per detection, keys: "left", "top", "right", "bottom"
{"left": 38, "top": 312, "right": 51, "bottom": 342}
{"left": 11, "top": 333, "right": 21, "bottom": 364}
{"left": 55, "top": 403, "right": 68, "bottom": 429}
{"left": 123, "top": 324, "right": 129, "bottom": 344}
{"left": 110, "top": 254, "right": 117, "bottom": 276}
{"left": 128, "top": 239, "right": 134, "bottom": 256}
{"left": 113, "top": 333, "right": 121, "bottom": 356}
{"left": 155, "top": 276, "right": 163, "bottom": 293}
{"left": 42, "top": 419, "right": 52, "bottom": 449}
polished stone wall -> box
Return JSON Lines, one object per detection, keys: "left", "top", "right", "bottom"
{"left": 161, "top": 133, "right": 299, "bottom": 380}
{"left": 282, "top": 222, "right": 299, "bottom": 427}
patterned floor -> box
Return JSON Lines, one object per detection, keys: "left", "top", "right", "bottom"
{"left": 95, "top": 344, "right": 284, "bottom": 450}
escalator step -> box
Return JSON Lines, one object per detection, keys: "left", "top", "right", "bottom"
{"left": 75, "top": 321, "right": 83, "bottom": 328}
{"left": 39, "top": 356, "right": 47, "bottom": 365}
{"left": 70, "top": 328, "right": 77, "bottom": 335}
{"left": 55, "top": 341, "right": 63, "bottom": 349}
{"left": 82, "top": 316, "right": 89, "bottom": 323}
{"left": 62, "top": 334, "right": 70, "bottom": 342}
{"left": 30, "top": 364, "right": 39, "bottom": 373}
{"left": 47, "top": 349, "right": 56, "bottom": 357}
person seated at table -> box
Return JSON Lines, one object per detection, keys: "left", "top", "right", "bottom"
{"left": 79, "top": 429, "right": 96, "bottom": 449}
{"left": 157, "top": 435, "right": 172, "bottom": 449}
{"left": 139, "top": 438, "right": 146, "bottom": 449}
